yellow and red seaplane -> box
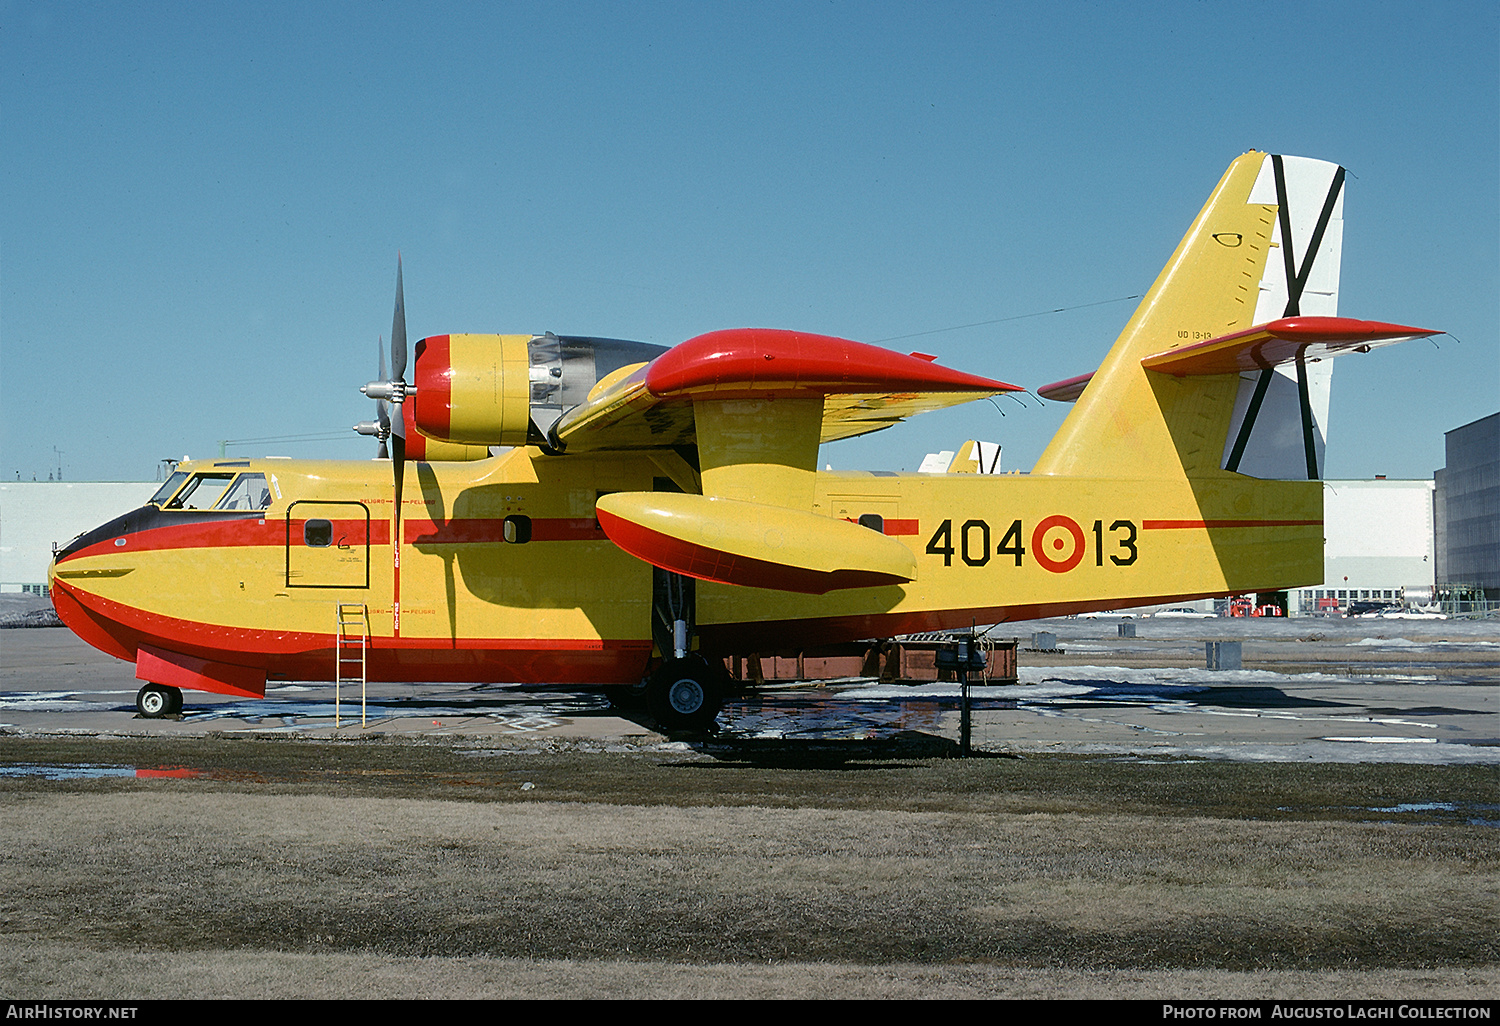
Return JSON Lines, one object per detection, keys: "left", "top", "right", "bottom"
{"left": 50, "top": 152, "right": 1438, "bottom": 728}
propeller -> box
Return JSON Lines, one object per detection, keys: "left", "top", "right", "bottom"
{"left": 359, "top": 257, "right": 415, "bottom": 634}
{"left": 361, "top": 257, "right": 414, "bottom": 495}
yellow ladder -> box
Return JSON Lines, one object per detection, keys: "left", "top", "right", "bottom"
{"left": 335, "top": 603, "right": 369, "bottom": 728}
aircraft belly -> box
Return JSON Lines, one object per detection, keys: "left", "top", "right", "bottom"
{"left": 51, "top": 514, "right": 656, "bottom": 686}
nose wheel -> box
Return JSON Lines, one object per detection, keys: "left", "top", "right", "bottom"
{"left": 646, "top": 656, "right": 723, "bottom": 733}
{"left": 136, "top": 683, "right": 183, "bottom": 718}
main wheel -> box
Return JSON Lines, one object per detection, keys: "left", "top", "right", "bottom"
{"left": 136, "top": 683, "right": 175, "bottom": 718}
{"left": 646, "top": 656, "right": 723, "bottom": 733}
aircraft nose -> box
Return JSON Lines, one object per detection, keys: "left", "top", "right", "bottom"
{"left": 51, "top": 508, "right": 145, "bottom": 564}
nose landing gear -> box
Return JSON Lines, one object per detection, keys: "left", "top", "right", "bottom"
{"left": 136, "top": 683, "right": 183, "bottom": 718}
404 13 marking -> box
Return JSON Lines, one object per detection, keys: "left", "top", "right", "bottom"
{"left": 924, "top": 517, "right": 1138, "bottom": 573}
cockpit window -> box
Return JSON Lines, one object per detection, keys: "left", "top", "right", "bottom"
{"left": 215, "top": 473, "right": 272, "bottom": 511}
{"left": 164, "top": 473, "right": 236, "bottom": 510}
{"left": 149, "top": 472, "right": 188, "bottom": 507}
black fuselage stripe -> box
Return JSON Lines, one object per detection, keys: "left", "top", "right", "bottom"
{"left": 53, "top": 506, "right": 264, "bottom": 561}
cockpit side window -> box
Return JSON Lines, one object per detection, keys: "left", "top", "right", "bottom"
{"left": 215, "top": 473, "right": 272, "bottom": 511}
{"left": 149, "top": 472, "right": 189, "bottom": 507}
{"left": 164, "top": 473, "right": 236, "bottom": 510}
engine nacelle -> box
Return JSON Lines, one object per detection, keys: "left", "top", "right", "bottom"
{"left": 413, "top": 334, "right": 532, "bottom": 446}
{"left": 413, "top": 332, "right": 668, "bottom": 447}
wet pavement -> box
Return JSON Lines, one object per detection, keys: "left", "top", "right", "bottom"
{"left": 1, "top": 616, "right": 1496, "bottom": 763}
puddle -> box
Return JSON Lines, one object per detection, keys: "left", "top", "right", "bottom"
{"left": 1358, "top": 801, "right": 1500, "bottom": 827}
{"left": 0, "top": 763, "right": 198, "bottom": 780}
{"left": 718, "top": 690, "right": 1017, "bottom": 741}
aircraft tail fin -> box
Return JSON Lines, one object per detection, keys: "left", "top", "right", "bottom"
{"left": 948, "top": 439, "right": 1002, "bottom": 474}
{"left": 1033, "top": 152, "right": 1354, "bottom": 481}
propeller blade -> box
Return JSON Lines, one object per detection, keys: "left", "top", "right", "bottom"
{"left": 390, "top": 426, "right": 404, "bottom": 637}
{"left": 390, "top": 256, "right": 407, "bottom": 385}
{"left": 391, "top": 431, "right": 405, "bottom": 528}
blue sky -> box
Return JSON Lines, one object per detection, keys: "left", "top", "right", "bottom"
{"left": 3, "top": 1, "right": 1495, "bottom": 483}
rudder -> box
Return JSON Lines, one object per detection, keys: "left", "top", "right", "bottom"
{"left": 1033, "top": 152, "right": 1346, "bottom": 481}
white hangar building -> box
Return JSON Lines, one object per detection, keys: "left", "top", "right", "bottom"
{"left": 1, "top": 482, "right": 157, "bottom": 594}
{"left": 1287, "top": 479, "right": 1435, "bottom": 615}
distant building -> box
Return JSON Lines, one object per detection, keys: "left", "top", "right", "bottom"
{"left": 1287, "top": 479, "right": 1436, "bottom": 615}
{"left": 0, "top": 482, "right": 157, "bottom": 593}
{"left": 1434, "top": 412, "right": 1499, "bottom": 608}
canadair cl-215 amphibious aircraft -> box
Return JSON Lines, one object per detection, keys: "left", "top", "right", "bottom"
{"left": 50, "top": 152, "right": 1439, "bottom": 729}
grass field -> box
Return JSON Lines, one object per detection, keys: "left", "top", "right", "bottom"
{"left": 0, "top": 735, "right": 1494, "bottom": 999}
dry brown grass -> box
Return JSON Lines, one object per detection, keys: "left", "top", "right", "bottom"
{"left": 0, "top": 735, "right": 1495, "bottom": 999}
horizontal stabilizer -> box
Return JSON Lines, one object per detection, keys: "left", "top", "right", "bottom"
{"left": 1141, "top": 317, "right": 1438, "bottom": 376}
{"left": 1037, "top": 317, "right": 1436, "bottom": 404}
{"left": 596, "top": 492, "right": 916, "bottom": 594}
{"left": 1037, "top": 372, "right": 1094, "bottom": 403}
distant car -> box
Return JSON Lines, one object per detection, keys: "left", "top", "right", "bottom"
{"left": 1078, "top": 610, "right": 1135, "bottom": 619}
{"left": 1347, "top": 601, "right": 1399, "bottom": 617}
{"left": 1150, "top": 607, "right": 1217, "bottom": 619}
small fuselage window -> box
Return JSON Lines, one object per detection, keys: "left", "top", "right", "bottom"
{"left": 503, "top": 515, "right": 532, "bottom": 544}
{"left": 304, "top": 520, "right": 333, "bottom": 547}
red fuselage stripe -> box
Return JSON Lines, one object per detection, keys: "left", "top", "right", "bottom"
{"left": 1141, "top": 519, "right": 1322, "bottom": 530}
{"left": 841, "top": 517, "right": 920, "bottom": 536}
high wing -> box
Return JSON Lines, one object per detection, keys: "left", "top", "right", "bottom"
{"left": 550, "top": 328, "right": 1021, "bottom": 453}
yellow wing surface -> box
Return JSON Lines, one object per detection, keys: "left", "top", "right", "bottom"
{"left": 550, "top": 328, "right": 1021, "bottom": 452}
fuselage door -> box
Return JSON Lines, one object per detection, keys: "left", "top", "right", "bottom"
{"left": 286, "top": 501, "right": 370, "bottom": 589}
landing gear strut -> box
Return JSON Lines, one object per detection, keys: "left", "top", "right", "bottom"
{"left": 646, "top": 655, "right": 723, "bottom": 733}
{"left": 136, "top": 683, "right": 183, "bottom": 718}
{"left": 645, "top": 565, "right": 720, "bottom": 731}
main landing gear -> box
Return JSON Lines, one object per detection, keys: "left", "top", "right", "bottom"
{"left": 136, "top": 683, "right": 183, "bottom": 718}
{"left": 645, "top": 655, "right": 724, "bottom": 734}
{"left": 640, "top": 567, "right": 724, "bottom": 733}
